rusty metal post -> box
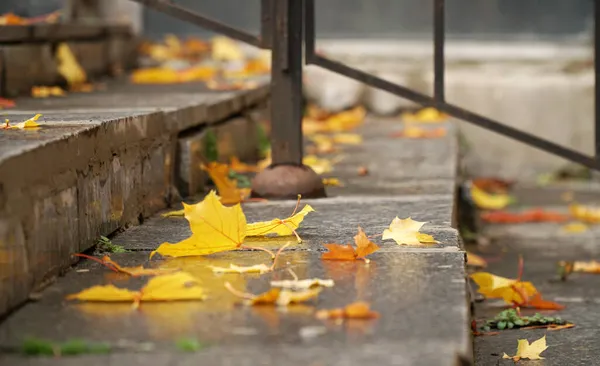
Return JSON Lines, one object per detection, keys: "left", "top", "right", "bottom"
{"left": 251, "top": 0, "right": 326, "bottom": 199}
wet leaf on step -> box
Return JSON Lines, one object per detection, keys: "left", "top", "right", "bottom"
{"left": 246, "top": 203, "right": 314, "bottom": 242}
{"left": 502, "top": 335, "right": 548, "bottom": 361}
{"left": 151, "top": 191, "right": 246, "bottom": 258}
{"left": 470, "top": 272, "right": 537, "bottom": 305}
{"left": 470, "top": 184, "right": 511, "bottom": 210}
{"left": 202, "top": 162, "right": 251, "bottom": 205}
{"left": 382, "top": 217, "right": 437, "bottom": 245}
{"left": 390, "top": 126, "right": 447, "bottom": 139}
{"left": 322, "top": 178, "right": 343, "bottom": 187}
{"left": 2, "top": 114, "right": 43, "bottom": 130}
{"left": 466, "top": 252, "right": 488, "bottom": 268}
{"left": 322, "top": 226, "right": 380, "bottom": 262}
{"left": 74, "top": 254, "right": 177, "bottom": 277}
{"left": 271, "top": 278, "right": 334, "bottom": 290}
{"left": 316, "top": 301, "right": 379, "bottom": 320}
{"left": 569, "top": 203, "right": 600, "bottom": 223}
{"left": 67, "top": 272, "right": 205, "bottom": 307}
{"left": 56, "top": 43, "right": 87, "bottom": 87}
{"left": 226, "top": 282, "right": 321, "bottom": 306}
{"left": 401, "top": 107, "right": 448, "bottom": 123}
{"left": 481, "top": 209, "right": 569, "bottom": 224}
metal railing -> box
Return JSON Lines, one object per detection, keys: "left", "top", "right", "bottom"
{"left": 131, "top": 0, "right": 600, "bottom": 172}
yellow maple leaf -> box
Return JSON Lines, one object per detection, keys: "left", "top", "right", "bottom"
{"left": 67, "top": 272, "right": 205, "bottom": 305}
{"left": 210, "top": 263, "right": 271, "bottom": 274}
{"left": 382, "top": 217, "right": 435, "bottom": 245}
{"left": 211, "top": 36, "right": 244, "bottom": 61}
{"left": 5, "top": 113, "right": 43, "bottom": 130}
{"left": 503, "top": 335, "right": 548, "bottom": 361}
{"left": 246, "top": 204, "right": 314, "bottom": 239}
{"left": 201, "top": 162, "right": 250, "bottom": 205}
{"left": 470, "top": 184, "right": 511, "bottom": 210}
{"left": 466, "top": 251, "right": 487, "bottom": 268}
{"left": 56, "top": 43, "right": 87, "bottom": 86}
{"left": 303, "top": 155, "right": 333, "bottom": 174}
{"left": 402, "top": 107, "right": 448, "bottom": 123}
{"left": 470, "top": 272, "right": 537, "bottom": 304}
{"left": 152, "top": 191, "right": 247, "bottom": 258}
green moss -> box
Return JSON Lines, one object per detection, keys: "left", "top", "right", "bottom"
{"left": 175, "top": 338, "right": 205, "bottom": 352}
{"left": 97, "top": 236, "right": 128, "bottom": 253}
{"left": 203, "top": 129, "right": 219, "bottom": 162}
{"left": 20, "top": 338, "right": 111, "bottom": 357}
{"left": 256, "top": 124, "right": 270, "bottom": 158}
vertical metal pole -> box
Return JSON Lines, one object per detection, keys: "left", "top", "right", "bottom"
{"left": 270, "top": 0, "right": 304, "bottom": 165}
{"left": 433, "top": 0, "right": 445, "bottom": 104}
{"left": 260, "top": 0, "right": 273, "bottom": 49}
{"left": 595, "top": 0, "right": 600, "bottom": 157}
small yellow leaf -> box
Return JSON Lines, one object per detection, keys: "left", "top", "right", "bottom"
{"left": 56, "top": 43, "right": 87, "bottom": 86}
{"left": 152, "top": 191, "right": 247, "bottom": 258}
{"left": 402, "top": 107, "right": 448, "bottom": 123}
{"left": 503, "top": 335, "right": 548, "bottom": 361}
{"left": 382, "top": 217, "right": 430, "bottom": 245}
{"left": 303, "top": 155, "right": 333, "bottom": 175}
{"left": 466, "top": 252, "right": 487, "bottom": 268}
{"left": 332, "top": 133, "right": 363, "bottom": 145}
{"left": 66, "top": 272, "right": 205, "bottom": 303}
{"left": 8, "top": 114, "right": 43, "bottom": 129}
{"left": 201, "top": 162, "right": 250, "bottom": 205}
{"left": 470, "top": 272, "right": 537, "bottom": 305}
{"left": 276, "top": 288, "right": 322, "bottom": 306}
{"left": 570, "top": 203, "right": 600, "bottom": 223}
{"left": 416, "top": 232, "right": 438, "bottom": 244}
{"left": 210, "top": 263, "right": 271, "bottom": 274}
{"left": 246, "top": 204, "right": 314, "bottom": 238}
{"left": 322, "top": 178, "right": 343, "bottom": 187}
{"left": 66, "top": 285, "right": 138, "bottom": 302}
{"left": 270, "top": 278, "right": 334, "bottom": 290}
{"left": 31, "top": 86, "right": 65, "bottom": 98}
{"left": 562, "top": 222, "right": 588, "bottom": 233}
{"left": 471, "top": 185, "right": 511, "bottom": 210}
{"left": 211, "top": 36, "right": 244, "bottom": 61}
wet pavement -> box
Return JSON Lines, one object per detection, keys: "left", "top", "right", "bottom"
{"left": 471, "top": 185, "right": 600, "bottom": 366}
{"left": 0, "top": 116, "right": 469, "bottom": 365}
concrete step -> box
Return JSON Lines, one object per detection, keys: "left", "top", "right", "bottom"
{"left": 0, "top": 80, "right": 269, "bottom": 315}
{"left": 0, "top": 116, "right": 471, "bottom": 365}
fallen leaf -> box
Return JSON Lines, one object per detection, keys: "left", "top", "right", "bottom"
{"left": 548, "top": 323, "right": 575, "bottom": 331}
{"left": 470, "top": 272, "right": 537, "bottom": 305}
{"left": 230, "top": 157, "right": 261, "bottom": 173}
{"left": 502, "top": 335, "right": 548, "bottom": 361}
{"left": 210, "top": 263, "right": 271, "bottom": 274}
{"left": 560, "top": 260, "right": 600, "bottom": 274}
{"left": 270, "top": 278, "right": 334, "bottom": 290}
{"left": 467, "top": 252, "right": 488, "bottom": 268}
{"left": 562, "top": 222, "right": 589, "bottom": 233}
{"left": 56, "top": 43, "right": 87, "bottom": 87}
{"left": 390, "top": 126, "right": 447, "bottom": 139}
{"left": 402, "top": 107, "right": 448, "bottom": 123}
{"left": 570, "top": 203, "right": 600, "bottom": 223}
{"left": 246, "top": 204, "right": 314, "bottom": 240}
{"left": 322, "top": 178, "right": 343, "bottom": 187}
{"left": 472, "top": 177, "right": 515, "bottom": 194}
{"left": 322, "top": 226, "right": 380, "bottom": 262}
{"left": 527, "top": 293, "right": 565, "bottom": 310}
{"left": 226, "top": 283, "right": 322, "bottom": 306}
{"left": 67, "top": 272, "right": 205, "bottom": 306}
{"left": 470, "top": 184, "right": 511, "bottom": 210}
{"left": 303, "top": 155, "right": 333, "bottom": 174}
{"left": 2, "top": 114, "right": 43, "bottom": 130}
{"left": 316, "top": 301, "right": 379, "bottom": 319}
{"left": 131, "top": 66, "right": 215, "bottom": 84}
{"left": 357, "top": 166, "right": 369, "bottom": 176}
{"left": 332, "top": 133, "right": 363, "bottom": 145}
{"left": 481, "top": 209, "right": 569, "bottom": 224}
{"left": 325, "top": 106, "right": 366, "bottom": 132}
{"left": 0, "top": 11, "right": 59, "bottom": 25}
{"left": 211, "top": 36, "right": 244, "bottom": 61}
{"left": 74, "top": 254, "right": 176, "bottom": 277}
{"left": 31, "top": 86, "right": 66, "bottom": 98}
{"left": 0, "top": 97, "right": 15, "bottom": 109}
{"left": 382, "top": 217, "right": 436, "bottom": 245}
{"left": 152, "top": 191, "right": 247, "bottom": 257}
{"left": 201, "top": 162, "right": 251, "bottom": 205}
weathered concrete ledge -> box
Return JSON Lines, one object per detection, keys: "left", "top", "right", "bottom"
{"left": 0, "top": 23, "right": 136, "bottom": 97}
{"left": 0, "top": 81, "right": 269, "bottom": 316}
{"left": 0, "top": 117, "right": 471, "bottom": 365}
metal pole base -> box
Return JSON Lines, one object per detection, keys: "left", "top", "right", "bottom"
{"left": 250, "top": 164, "right": 326, "bottom": 200}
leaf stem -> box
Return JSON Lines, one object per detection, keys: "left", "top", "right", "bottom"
{"left": 270, "top": 242, "right": 292, "bottom": 271}
{"left": 240, "top": 245, "right": 276, "bottom": 259}
{"left": 224, "top": 282, "right": 255, "bottom": 300}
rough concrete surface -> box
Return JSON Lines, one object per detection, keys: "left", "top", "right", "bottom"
{"left": 0, "top": 81, "right": 269, "bottom": 316}
{"left": 0, "top": 112, "right": 470, "bottom": 365}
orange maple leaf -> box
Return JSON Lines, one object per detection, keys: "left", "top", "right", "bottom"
{"left": 74, "top": 254, "right": 176, "bottom": 277}
{"left": 201, "top": 162, "right": 251, "bottom": 205}
{"left": 322, "top": 226, "right": 380, "bottom": 262}
{"left": 525, "top": 293, "right": 565, "bottom": 310}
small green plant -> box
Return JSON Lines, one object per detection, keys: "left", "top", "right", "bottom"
{"left": 256, "top": 124, "right": 270, "bottom": 158}
{"left": 229, "top": 170, "right": 251, "bottom": 188}
{"left": 203, "top": 129, "right": 219, "bottom": 162}
{"left": 21, "top": 338, "right": 111, "bottom": 357}
{"left": 97, "top": 236, "right": 127, "bottom": 254}
{"left": 175, "top": 338, "right": 205, "bottom": 352}
{"left": 482, "top": 309, "right": 567, "bottom": 332}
